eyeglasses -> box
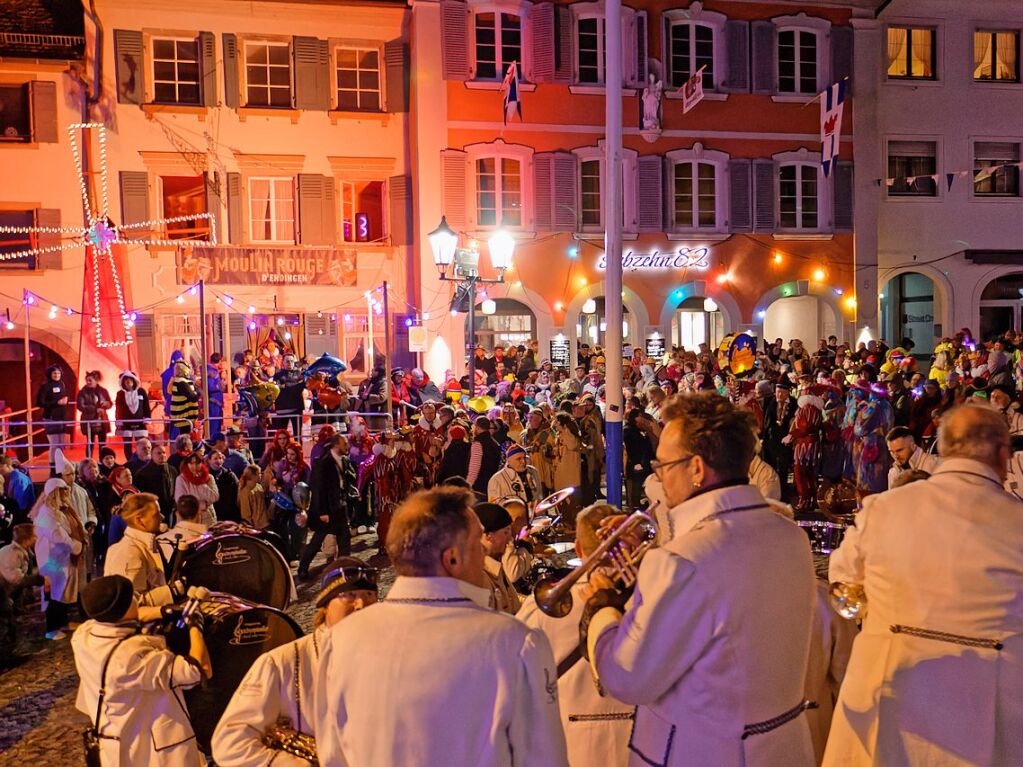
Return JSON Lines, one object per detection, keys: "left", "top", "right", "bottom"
{"left": 650, "top": 454, "right": 696, "bottom": 478}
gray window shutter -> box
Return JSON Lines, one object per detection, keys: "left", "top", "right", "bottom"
{"left": 204, "top": 171, "right": 221, "bottom": 242}
{"left": 134, "top": 314, "right": 158, "bottom": 379}
{"left": 833, "top": 160, "right": 853, "bottom": 231}
{"left": 831, "top": 25, "right": 853, "bottom": 85}
{"left": 722, "top": 20, "right": 749, "bottom": 93}
{"left": 441, "top": 149, "right": 468, "bottom": 232}
{"left": 114, "top": 29, "right": 145, "bottom": 105}
{"left": 322, "top": 177, "right": 337, "bottom": 244}
{"left": 389, "top": 174, "right": 412, "bottom": 246}
{"left": 552, "top": 152, "right": 578, "bottom": 231}
{"left": 28, "top": 81, "right": 57, "bottom": 142}
{"left": 751, "top": 21, "right": 776, "bottom": 95}
{"left": 304, "top": 313, "right": 338, "bottom": 358}
{"left": 441, "top": 0, "right": 469, "bottom": 80}
{"left": 637, "top": 155, "right": 663, "bottom": 232}
{"left": 298, "top": 173, "right": 326, "bottom": 245}
{"left": 753, "top": 159, "right": 776, "bottom": 232}
{"left": 119, "top": 171, "right": 150, "bottom": 236}
{"left": 36, "top": 208, "right": 62, "bottom": 270}
{"left": 634, "top": 12, "right": 648, "bottom": 87}
{"left": 223, "top": 33, "right": 240, "bottom": 109}
{"left": 728, "top": 159, "right": 752, "bottom": 232}
{"left": 294, "top": 37, "right": 329, "bottom": 110}
{"left": 531, "top": 3, "right": 555, "bottom": 83}
{"left": 199, "top": 32, "right": 217, "bottom": 107}
{"left": 227, "top": 172, "right": 243, "bottom": 244}
{"left": 228, "top": 314, "right": 249, "bottom": 365}
{"left": 554, "top": 6, "right": 574, "bottom": 83}
{"left": 385, "top": 40, "right": 409, "bottom": 113}
{"left": 533, "top": 153, "right": 553, "bottom": 231}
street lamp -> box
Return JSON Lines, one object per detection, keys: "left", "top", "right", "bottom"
{"left": 429, "top": 217, "right": 515, "bottom": 397}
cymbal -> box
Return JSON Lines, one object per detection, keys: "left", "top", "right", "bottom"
{"left": 534, "top": 487, "right": 575, "bottom": 514}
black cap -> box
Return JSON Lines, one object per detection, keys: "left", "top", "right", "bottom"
{"left": 81, "top": 575, "right": 134, "bottom": 623}
{"left": 474, "top": 502, "right": 513, "bottom": 533}
{"left": 315, "top": 557, "right": 379, "bottom": 608}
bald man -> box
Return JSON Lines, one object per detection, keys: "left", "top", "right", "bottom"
{"left": 825, "top": 405, "right": 1023, "bottom": 766}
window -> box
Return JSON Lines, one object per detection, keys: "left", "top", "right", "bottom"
{"left": 778, "top": 29, "right": 817, "bottom": 94}
{"left": 0, "top": 84, "right": 31, "bottom": 142}
{"left": 668, "top": 22, "right": 714, "bottom": 89}
{"left": 974, "top": 141, "right": 1020, "bottom": 197}
{"left": 974, "top": 31, "right": 1019, "bottom": 82}
{"left": 245, "top": 42, "right": 292, "bottom": 107}
{"left": 248, "top": 177, "right": 295, "bottom": 242}
{"left": 476, "top": 157, "right": 521, "bottom": 227}
{"left": 339, "top": 180, "right": 385, "bottom": 242}
{"left": 474, "top": 12, "right": 521, "bottom": 80}
{"left": 152, "top": 38, "right": 201, "bottom": 104}
{"left": 160, "top": 176, "right": 210, "bottom": 239}
{"left": 0, "top": 210, "right": 36, "bottom": 268}
{"left": 887, "top": 27, "right": 935, "bottom": 79}
{"left": 580, "top": 159, "right": 602, "bottom": 227}
{"left": 577, "top": 16, "right": 606, "bottom": 84}
{"left": 673, "top": 161, "right": 717, "bottom": 228}
{"left": 779, "top": 164, "right": 818, "bottom": 228}
{"left": 888, "top": 141, "right": 937, "bottom": 196}
{"left": 336, "top": 47, "right": 381, "bottom": 111}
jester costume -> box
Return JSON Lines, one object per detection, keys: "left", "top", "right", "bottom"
{"left": 411, "top": 410, "right": 446, "bottom": 488}
{"left": 852, "top": 389, "right": 894, "bottom": 496}
{"left": 789, "top": 392, "right": 824, "bottom": 512}
{"left": 357, "top": 438, "right": 401, "bottom": 552}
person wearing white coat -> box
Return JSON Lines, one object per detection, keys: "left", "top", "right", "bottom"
{"left": 517, "top": 502, "right": 633, "bottom": 767}
{"left": 584, "top": 394, "right": 816, "bottom": 767}
{"left": 34, "top": 478, "right": 89, "bottom": 639}
{"left": 312, "top": 485, "right": 568, "bottom": 767}
{"left": 104, "top": 493, "right": 182, "bottom": 607}
{"left": 825, "top": 405, "right": 1023, "bottom": 767}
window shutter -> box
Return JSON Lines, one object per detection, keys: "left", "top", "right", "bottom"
{"left": 722, "top": 20, "right": 750, "bottom": 93}
{"left": 228, "top": 314, "right": 248, "bottom": 365}
{"left": 751, "top": 21, "right": 776, "bottom": 95}
{"left": 554, "top": 5, "right": 574, "bottom": 83}
{"left": 304, "top": 313, "right": 339, "bottom": 358}
{"left": 113, "top": 29, "right": 145, "bottom": 105}
{"left": 199, "top": 32, "right": 217, "bottom": 107}
{"left": 441, "top": 0, "right": 469, "bottom": 80}
{"left": 441, "top": 149, "right": 468, "bottom": 232}
{"left": 531, "top": 3, "right": 555, "bottom": 83}
{"left": 119, "top": 171, "right": 150, "bottom": 237}
{"left": 633, "top": 12, "right": 648, "bottom": 87}
{"left": 533, "top": 152, "right": 553, "bottom": 231}
{"left": 223, "top": 33, "right": 240, "bottom": 109}
{"left": 28, "top": 81, "right": 57, "bottom": 142}
{"left": 298, "top": 173, "right": 326, "bottom": 245}
{"left": 134, "top": 314, "right": 158, "bottom": 379}
{"left": 36, "top": 208, "right": 62, "bottom": 270}
{"left": 728, "top": 159, "right": 752, "bottom": 233}
{"left": 294, "top": 37, "right": 329, "bottom": 110}
{"left": 389, "top": 174, "right": 413, "bottom": 246}
{"left": 833, "top": 160, "right": 853, "bottom": 231}
{"left": 753, "top": 159, "right": 776, "bottom": 232}
{"left": 204, "top": 171, "right": 222, "bottom": 243}
{"left": 385, "top": 40, "right": 409, "bottom": 112}
{"left": 227, "top": 172, "right": 243, "bottom": 244}
{"left": 831, "top": 25, "right": 853, "bottom": 85}
{"left": 322, "top": 177, "right": 337, "bottom": 244}
{"left": 552, "top": 152, "right": 578, "bottom": 231}
{"left": 637, "top": 155, "right": 663, "bottom": 232}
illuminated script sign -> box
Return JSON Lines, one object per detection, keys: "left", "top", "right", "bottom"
{"left": 597, "top": 246, "right": 711, "bottom": 272}
{"left": 177, "top": 246, "right": 358, "bottom": 286}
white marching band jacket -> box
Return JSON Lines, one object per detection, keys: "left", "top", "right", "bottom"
{"left": 103, "top": 527, "right": 175, "bottom": 606}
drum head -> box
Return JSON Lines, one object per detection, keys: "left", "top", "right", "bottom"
{"left": 182, "top": 533, "right": 293, "bottom": 609}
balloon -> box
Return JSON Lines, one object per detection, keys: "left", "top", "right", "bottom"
{"left": 291, "top": 482, "right": 311, "bottom": 511}
{"left": 305, "top": 352, "right": 347, "bottom": 378}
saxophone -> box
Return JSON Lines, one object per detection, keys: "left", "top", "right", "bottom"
{"left": 263, "top": 718, "right": 318, "bottom": 765}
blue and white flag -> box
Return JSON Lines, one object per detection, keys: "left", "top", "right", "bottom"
{"left": 820, "top": 79, "right": 846, "bottom": 178}
{"left": 501, "top": 61, "right": 522, "bottom": 124}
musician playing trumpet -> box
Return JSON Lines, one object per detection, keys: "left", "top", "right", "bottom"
{"left": 580, "top": 393, "right": 817, "bottom": 767}
{"left": 211, "top": 557, "right": 378, "bottom": 766}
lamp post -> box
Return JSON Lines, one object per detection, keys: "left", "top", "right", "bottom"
{"left": 429, "top": 217, "right": 515, "bottom": 398}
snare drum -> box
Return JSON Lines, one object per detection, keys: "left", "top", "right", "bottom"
{"left": 797, "top": 517, "right": 847, "bottom": 555}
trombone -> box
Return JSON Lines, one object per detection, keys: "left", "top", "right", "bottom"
{"left": 533, "top": 508, "right": 658, "bottom": 618}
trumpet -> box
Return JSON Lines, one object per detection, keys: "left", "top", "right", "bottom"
{"left": 830, "top": 581, "right": 868, "bottom": 620}
{"left": 533, "top": 509, "right": 657, "bottom": 618}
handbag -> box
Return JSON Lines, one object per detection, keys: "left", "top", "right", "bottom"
{"left": 82, "top": 634, "right": 132, "bottom": 766}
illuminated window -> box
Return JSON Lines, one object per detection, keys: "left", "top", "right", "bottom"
{"left": 887, "top": 27, "right": 936, "bottom": 79}
{"left": 974, "top": 30, "right": 1019, "bottom": 82}
{"left": 248, "top": 177, "right": 295, "bottom": 242}
{"left": 474, "top": 12, "right": 521, "bottom": 80}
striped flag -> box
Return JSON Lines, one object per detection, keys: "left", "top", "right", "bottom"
{"left": 682, "top": 66, "right": 706, "bottom": 114}
{"left": 501, "top": 61, "right": 522, "bottom": 124}
{"left": 820, "top": 80, "right": 846, "bottom": 177}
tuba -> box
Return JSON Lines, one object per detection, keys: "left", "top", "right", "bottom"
{"left": 533, "top": 509, "right": 657, "bottom": 618}
{"left": 263, "top": 719, "right": 319, "bottom": 765}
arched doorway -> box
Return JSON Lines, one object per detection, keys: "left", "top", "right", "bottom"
{"left": 979, "top": 272, "right": 1023, "bottom": 339}
{"left": 468, "top": 298, "right": 537, "bottom": 351}
{"left": 0, "top": 339, "right": 75, "bottom": 462}
{"left": 880, "top": 272, "right": 938, "bottom": 356}
{"left": 670, "top": 297, "right": 724, "bottom": 351}
{"left": 763, "top": 295, "right": 840, "bottom": 344}
{"left": 575, "top": 297, "right": 635, "bottom": 348}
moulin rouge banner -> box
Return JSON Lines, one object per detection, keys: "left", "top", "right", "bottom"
{"left": 176, "top": 246, "right": 358, "bottom": 287}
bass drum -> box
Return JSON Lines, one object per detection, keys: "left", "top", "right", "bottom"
{"left": 168, "top": 593, "right": 303, "bottom": 754}
{"left": 180, "top": 532, "right": 295, "bottom": 609}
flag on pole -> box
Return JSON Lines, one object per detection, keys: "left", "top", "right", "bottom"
{"left": 501, "top": 61, "right": 522, "bottom": 124}
{"left": 820, "top": 79, "right": 846, "bottom": 177}
{"left": 681, "top": 67, "right": 706, "bottom": 114}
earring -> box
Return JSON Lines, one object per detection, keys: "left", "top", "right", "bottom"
{"left": 693, "top": 479, "right": 702, "bottom": 489}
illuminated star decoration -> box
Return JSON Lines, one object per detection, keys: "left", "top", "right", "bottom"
{"left": 0, "top": 123, "right": 217, "bottom": 347}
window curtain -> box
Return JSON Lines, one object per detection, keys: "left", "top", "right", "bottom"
{"left": 910, "top": 29, "right": 932, "bottom": 76}
{"left": 887, "top": 27, "right": 907, "bottom": 74}
{"left": 974, "top": 32, "right": 992, "bottom": 79}
{"left": 996, "top": 33, "right": 1017, "bottom": 79}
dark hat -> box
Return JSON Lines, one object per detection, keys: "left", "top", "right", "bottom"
{"left": 774, "top": 379, "right": 794, "bottom": 391}
{"left": 315, "top": 557, "right": 378, "bottom": 608}
{"left": 474, "top": 502, "right": 513, "bottom": 533}
{"left": 224, "top": 425, "right": 243, "bottom": 436}
{"left": 99, "top": 446, "right": 117, "bottom": 461}
{"left": 505, "top": 444, "right": 527, "bottom": 460}
{"left": 81, "top": 575, "right": 134, "bottom": 623}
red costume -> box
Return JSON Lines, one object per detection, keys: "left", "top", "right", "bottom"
{"left": 411, "top": 416, "right": 445, "bottom": 488}
{"left": 790, "top": 391, "right": 824, "bottom": 512}
{"left": 357, "top": 440, "right": 401, "bottom": 550}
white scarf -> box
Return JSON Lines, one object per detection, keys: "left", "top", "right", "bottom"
{"left": 124, "top": 388, "right": 141, "bottom": 412}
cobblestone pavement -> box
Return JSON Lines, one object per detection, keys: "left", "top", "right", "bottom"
{"left": 0, "top": 533, "right": 393, "bottom": 767}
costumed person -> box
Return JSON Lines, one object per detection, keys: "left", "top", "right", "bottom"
{"left": 786, "top": 385, "right": 825, "bottom": 512}
{"left": 104, "top": 493, "right": 186, "bottom": 607}
{"left": 77, "top": 370, "right": 114, "bottom": 459}
{"left": 487, "top": 444, "right": 541, "bottom": 506}
{"left": 522, "top": 408, "right": 557, "bottom": 496}
{"left": 206, "top": 353, "right": 225, "bottom": 437}
{"left": 212, "top": 558, "right": 378, "bottom": 766}
{"left": 393, "top": 429, "right": 418, "bottom": 500}
{"left": 552, "top": 412, "right": 584, "bottom": 517}
{"left": 411, "top": 402, "right": 446, "bottom": 488}
{"left": 36, "top": 364, "right": 73, "bottom": 473}
{"left": 346, "top": 417, "right": 375, "bottom": 530}
{"left": 114, "top": 371, "right": 150, "bottom": 462}
{"left": 852, "top": 384, "right": 894, "bottom": 497}
{"left": 160, "top": 350, "right": 185, "bottom": 425}
{"left": 391, "top": 368, "right": 417, "bottom": 425}
{"left": 168, "top": 358, "right": 200, "bottom": 440}
{"left": 928, "top": 341, "right": 954, "bottom": 389}
{"left": 34, "top": 479, "right": 88, "bottom": 639}
{"left": 357, "top": 432, "right": 400, "bottom": 554}
{"left": 273, "top": 353, "right": 306, "bottom": 437}
{"left": 761, "top": 379, "right": 795, "bottom": 501}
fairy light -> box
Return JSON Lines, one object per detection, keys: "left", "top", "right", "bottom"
{"left": 4, "top": 321, "right": 13, "bottom": 330}
{"left": 189, "top": 285, "right": 198, "bottom": 296}
{"left": 25, "top": 294, "right": 35, "bottom": 305}
{"left": 176, "top": 295, "right": 185, "bottom": 304}
{"left": 716, "top": 273, "right": 729, "bottom": 284}
{"left": 224, "top": 296, "right": 234, "bottom": 306}
{"left": 555, "top": 301, "right": 564, "bottom": 311}
{"left": 284, "top": 331, "right": 292, "bottom": 340}
{"left": 65, "top": 307, "right": 74, "bottom": 316}
{"left": 248, "top": 321, "right": 256, "bottom": 331}
{"left": 248, "top": 305, "right": 255, "bottom": 314}
{"left": 422, "top": 312, "right": 430, "bottom": 320}
{"left": 773, "top": 252, "right": 783, "bottom": 265}
{"left": 812, "top": 268, "right": 826, "bottom": 281}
